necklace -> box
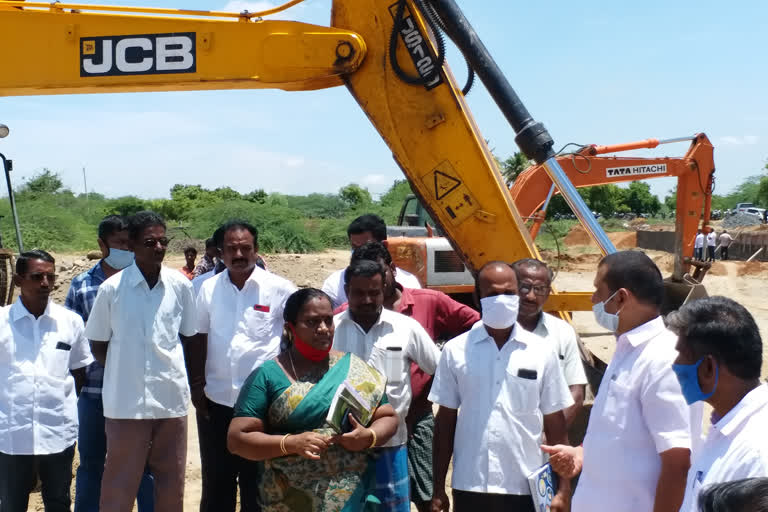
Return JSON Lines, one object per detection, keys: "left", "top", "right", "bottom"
{"left": 287, "top": 347, "right": 300, "bottom": 381}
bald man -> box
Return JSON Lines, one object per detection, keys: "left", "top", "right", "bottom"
{"left": 429, "top": 262, "right": 573, "bottom": 512}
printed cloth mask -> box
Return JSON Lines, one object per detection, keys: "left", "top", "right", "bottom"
{"left": 592, "top": 290, "right": 621, "bottom": 332}
{"left": 104, "top": 248, "right": 134, "bottom": 270}
{"left": 672, "top": 357, "right": 719, "bottom": 405}
{"left": 289, "top": 324, "right": 331, "bottom": 362}
{"left": 480, "top": 294, "right": 519, "bottom": 330}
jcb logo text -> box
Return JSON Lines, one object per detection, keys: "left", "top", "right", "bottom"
{"left": 80, "top": 33, "right": 196, "bottom": 77}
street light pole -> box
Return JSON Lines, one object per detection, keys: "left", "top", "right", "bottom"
{"left": 0, "top": 124, "right": 23, "bottom": 253}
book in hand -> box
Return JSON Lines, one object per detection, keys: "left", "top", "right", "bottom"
{"left": 527, "top": 462, "right": 559, "bottom": 512}
{"left": 326, "top": 380, "right": 374, "bottom": 434}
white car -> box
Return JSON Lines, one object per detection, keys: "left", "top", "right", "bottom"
{"left": 743, "top": 207, "right": 765, "bottom": 219}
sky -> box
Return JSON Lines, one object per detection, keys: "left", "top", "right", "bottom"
{"left": 1, "top": 0, "right": 766, "bottom": 202}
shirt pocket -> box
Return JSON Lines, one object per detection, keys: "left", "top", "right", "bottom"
{"left": 40, "top": 343, "right": 72, "bottom": 379}
{"left": 504, "top": 367, "right": 540, "bottom": 413}
{"left": 602, "top": 378, "right": 632, "bottom": 431}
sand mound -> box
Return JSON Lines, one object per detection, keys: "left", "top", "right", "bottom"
{"left": 653, "top": 254, "right": 675, "bottom": 273}
{"left": 564, "top": 225, "right": 592, "bottom": 246}
{"left": 708, "top": 262, "right": 728, "bottom": 276}
{"left": 564, "top": 225, "right": 636, "bottom": 249}
{"left": 611, "top": 231, "right": 637, "bottom": 249}
{"left": 737, "top": 261, "right": 765, "bottom": 277}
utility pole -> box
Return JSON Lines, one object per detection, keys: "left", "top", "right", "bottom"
{"left": 82, "top": 166, "right": 88, "bottom": 214}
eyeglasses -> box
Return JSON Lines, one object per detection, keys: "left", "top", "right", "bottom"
{"left": 519, "top": 284, "right": 550, "bottom": 297}
{"left": 142, "top": 237, "right": 170, "bottom": 248}
{"left": 24, "top": 272, "right": 56, "bottom": 283}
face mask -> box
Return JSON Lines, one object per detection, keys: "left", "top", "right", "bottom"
{"left": 592, "top": 290, "right": 621, "bottom": 332}
{"left": 104, "top": 248, "right": 134, "bottom": 270}
{"left": 672, "top": 357, "right": 719, "bottom": 405}
{"left": 480, "top": 294, "right": 519, "bottom": 330}
{"left": 289, "top": 325, "right": 331, "bottom": 362}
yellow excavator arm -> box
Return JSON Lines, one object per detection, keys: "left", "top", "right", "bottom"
{"left": 0, "top": 0, "right": 618, "bottom": 311}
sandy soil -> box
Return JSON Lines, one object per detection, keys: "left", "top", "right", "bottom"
{"left": 26, "top": 241, "right": 768, "bottom": 511}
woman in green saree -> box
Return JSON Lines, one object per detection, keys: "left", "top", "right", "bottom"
{"left": 228, "top": 288, "right": 399, "bottom": 512}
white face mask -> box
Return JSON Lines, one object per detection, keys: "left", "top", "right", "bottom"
{"left": 592, "top": 289, "right": 621, "bottom": 332}
{"left": 104, "top": 248, "right": 134, "bottom": 270}
{"left": 480, "top": 294, "right": 520, "bottom": 330}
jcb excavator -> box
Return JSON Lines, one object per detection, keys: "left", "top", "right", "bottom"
{"left": 0, "top": 0, "right": 712, "bottom": 388}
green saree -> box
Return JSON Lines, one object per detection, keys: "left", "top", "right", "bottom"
{"left": 235, "top": 352, "right": 387, "bottom": 512}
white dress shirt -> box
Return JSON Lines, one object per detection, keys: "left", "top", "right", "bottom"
{"left": 193, "top": 269, "right": 215, "bottom": 295}
{"left": 532, "top": 313, "right": 588, "bottom": 387}
{"left": 429, "top": 322, "right": 573, "bottom": 495}
{"left": 680, "top": 383, "right": 768, "bottom": 512}
{"left": 706, "top": 232, "right": 717, "bottom": 247}
{"left": 323, "top": 266, "right": 421, "bottom": 309}
{"left": 85, "top": 263, "right": 198, "bottom": 420}
{"left": 694, "top": 234, "right": 705, "bottom": 249}
{"left": 197, "top": 267, "right": 296, "bottom": 407}
{"left": 0, "top": 300, "right": 93, "bottom": 455}
{"left": 573, "top": 316, "right": 702, "bottom": 512}
{"left": 333, "top": 308, "right": 439, "bottom": 446}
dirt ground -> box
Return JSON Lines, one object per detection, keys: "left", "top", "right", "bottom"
{"left": 27, "top": 238, "right": 768, "bottom": 511}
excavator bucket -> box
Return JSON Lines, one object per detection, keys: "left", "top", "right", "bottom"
{"left": 661, "top": 279, "right": 708, "bottom": 316}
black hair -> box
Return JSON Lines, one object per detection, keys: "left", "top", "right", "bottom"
{"left": 667, "top": 296, "right": 762, "bottom": 380}
{"left": 214, "top": 220, "right": 258, "bottom": 248}
{"left": 598, "top": 250, "right": 664, "bottom": 308}
{"left": 698, "top": 478, "right": 768, "bottom": 512}
{"left": 281, "top": 288, "right": 332, "bottom": 350}
{"left": 350, "top": 241, "right": 392, "bottom": 266}
{"left": 511, "top": 258, "right": 554, "bottom": 283}
{"left": 344, "top": 259, "right": 386, "bottom": 286}
{"left": 184, "top": 246, "right": 197, "bottom": 256}
{"left": 205, "top": 237, "right": 216, "bottom": 249}
{"left": 127, "top": 211, "right": 166, "bottom": 240}
{"left": 347, "top": 214, "right": 387, "bottom": 242}
{"left": 98, "top": 215, "right": 128, "bottom": 241}
{"left": 474, "top": 260, "right": 515, "bottom": 300}
{"left": 16, "top": 249, "right": 55, "bottom": 275}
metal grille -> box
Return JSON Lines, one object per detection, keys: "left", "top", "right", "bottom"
{"left": 433, "top": 250, "right": 465, "bottom": 273}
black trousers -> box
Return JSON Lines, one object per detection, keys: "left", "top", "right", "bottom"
{"left": 197, "top": 398, "right": 263, "bottom": 512}
{"left": 0, "top": 444, "right": 75, "bottom": 512}
{"left": 452, "top": 489, "right": 535, "bottom": 512}
{"left": 721, "top": 246, "right": 729, "bottom": 260}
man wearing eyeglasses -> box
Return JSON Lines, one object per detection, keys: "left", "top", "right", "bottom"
{"left": 0, "top": 250, "right": 93, "bottom": 512}
{"left": 512, "top": 259, "right": 587, "bottom": 428}
{"left": 85, "top": 211, "right": 199, "bottom": 512}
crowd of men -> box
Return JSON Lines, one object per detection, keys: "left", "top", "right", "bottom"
{"left": 0, "top": 210, "right": 766, "bottom": 512}
{"left": 694, "top": 228, "right": 734, "bottom": 262}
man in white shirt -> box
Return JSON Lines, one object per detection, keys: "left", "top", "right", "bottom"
{"left": 333, "top": 259, "right": 440, "bottom": 512}
{"left": 0, "top": 250, "right": 93, "bottom": 512}
{"left": 543, "top": 251, "right": 699, "bottom": 512}
{"left": 694, "top": 229, "right": 705, "bottom": 261}
{"left": 322, "top": 214, "right": 421, "bottom": 308}
{"left": 192, "top": 220, "right": 296, "bottom": 512}
{"left": 85, "top": 211, "right": 198, "bottom": 512}
{"left": 666, "top": 296, "right": 768, "bottom": 512}
{"left": 512, "top": 258, "right": 588, "bottom": 428}
{"left": 718, "top": 230, "right": 733, "bottom": 260}
{"left": 706, "top": 228, "right": 717, "bottom": 262}
{"left": 430, "top": 261, "right": 573, "bottom": 512}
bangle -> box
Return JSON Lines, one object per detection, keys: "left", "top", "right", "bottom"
{"left": 368, "top": 428, "right": 377, "bottom": 449}
{"left": 280, "top": 434, "right": 291, "bottom": 455}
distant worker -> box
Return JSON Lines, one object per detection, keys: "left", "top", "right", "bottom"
{"left": 718, "top": 230, "right": 733, "bottom": 261}
{"left": 191, "top": 220, "right": 296, "bottom": 512}
{"left": 430, "top": 261, "right": 574, "bottom": 512}
{"left": 179, "top": 246, "right": 197, "bottom": 280}
{"left": 0, "top": 250, "right": 93, "bottom": 512}
{"left": 85, "top": 212, "right": 199, "bottom": 512}
{"left": 336, "top": 241, "right": 480, "bottom": 512}
{"left": 707, "top": 228, "right": 717, "bottom": 262}
{"left": 333, "top": 259, "right": 440, "bottom": 511}
{"left": 694, "top": 230, "right": 705, "bottom": 261}
{"left": 512, "top": 258, "right": 588, "bottom": 428}
{"left": 65, "top": 215, "right": 155, "bottom": 512}
{"left": 194, "top": 237, "right": 219, "bottom": 277}
{"left": 667, "top": 297, "right": 768, "bottom": 512}
{"left": 322, "top": 214, "right": 421, "bottom": 309}
{"left": 542, "top": 251, "right": 701, "bottom": 512}
{"left": 696, "top": 478, "right": 768, "bottom": 512}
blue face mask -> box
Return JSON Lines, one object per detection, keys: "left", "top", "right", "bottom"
{"left": 671, "top": 357, "right": 719, "bottom": 405}
{"left": 104, "top": 248, "right": 134, "bottom": 270}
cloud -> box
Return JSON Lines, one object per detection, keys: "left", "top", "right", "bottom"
{"left": 719, "top": 135, "right": 759, "bottom": 146}
{"left": 360, "top": 174, "right": 390, "bottom": 187}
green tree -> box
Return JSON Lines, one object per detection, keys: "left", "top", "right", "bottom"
{"left": 104, "top": 196, "right": 147, "bottom": 217}
{"left": 623, "top": 182, "right": 661, "bottom": 215}
{"left": 339, "top": 184, "right": 372, "bottom": 209}
{"left": 243, "top": 189, "right": 268, "bottom": 204}
{"left": 498, "top": 152, "right": 532, "bottom": 185}
{"left": 18, "top": 169, "right": 66, "bottom": 197}
{"left": 379, "top": 180, "right": 413, "bottom": 208}
{"left": 664, "top": 187, "right": 677, "bottom": 211}
{"left": 581, "top": 185, "right": 623, "bottom": 217}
